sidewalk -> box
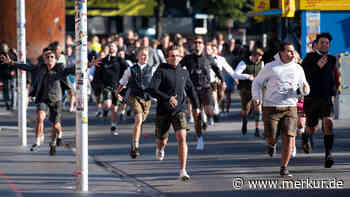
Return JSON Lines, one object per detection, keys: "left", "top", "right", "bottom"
{"left": 0, "top": 108, "right": 150, "bottom": 197}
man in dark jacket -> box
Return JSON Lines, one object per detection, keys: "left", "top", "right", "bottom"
{"left": 148, "top": 45, "right": 200, "bottom": 181}
{"left": 4, "top": 47, "right": 74, "bottom": 155}
{"left": 301, "top": 33, "right": 340, "bottom": 168}
{"left": 179, "top": 35, "right": 224, "bottom": 150}
{"left": 94, "top": 43, "right": 129, "bottom": 135}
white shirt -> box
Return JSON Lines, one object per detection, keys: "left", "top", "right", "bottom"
{"left": 233, "top": 57, "right": 264, "bottom": 80}
{"left": 209, "top": 54, "right": 235, "bottom": 82}
{"left": 252, "top": 53, "right": 310, "bottom": 107}
{"left": 119, "top": 63, "right": 157, "bottom": 86}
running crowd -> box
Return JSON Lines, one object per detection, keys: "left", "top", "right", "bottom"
{"left": 0, "top": 31, "right": 341, "bottom": 180}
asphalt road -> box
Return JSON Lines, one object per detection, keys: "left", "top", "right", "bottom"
{"left": 1, "top": 94, "right": 350, "bottom": 197}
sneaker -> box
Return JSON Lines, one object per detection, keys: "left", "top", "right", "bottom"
{"left": 103, "top": 110, "right": 109, "bottom": 118}
{"left": 297, "top": 128, "right": 304, "bottom": 136}
{"left": 267, "top": 144, "right": 276, "bottom": 157}
{"left": 254, "top": 128, "right": 260, "bottom": 137}
{"left": 302, "top": 133, "right": 312, "bottom": 154}
{"left": 56, "top": 138, "right": 62, "bottom": 147}
{"left": 110, "top": 126, "right": 119, "bottom": 136}
{"left": 208, "top": 117, "right": 214, "bottom": 126}
{"left": 126, "top": 109, "right": 131, "bottom": 116}
{"left": 213, "top": 115, "right": 220, "bottom": 123}
{"left": 179, "top": 170, "right": 190, "bottom": 181}
{"left": 95, "top": 110, "right": 102, "bottom": 117}
{"left": 156, "top": 148, "right": 165, "bottom": 161}
{"left": 325, "top": 154, "right": 335, "bottom": 168}
{"left": 130, "top": 146, "right": 140, "bottom": 159}
{"left": 291, "top": 146, "right": 297, "bottom": 158}
{"left": 30, "top": 144, "right": 40, "bottom": 152}
{"left": 280, "top": 167, "right": 293, "bottom": 177}
{"left": 188, "top": 116, "right": 194, "bottom": 124}
{"left": 202, "top": 122, "right": 208, "bottom": 130}
{"left": 119, "top": 113, "right": 126, "bottom": 122}
{"left": 241, "top": 119, "right": 247, "bottom": 135}
{"left": 196, "top": 136, "right": 204, "bottom": 150}
{"left": 49, "top": 142, "right": 56, "bottom": 156}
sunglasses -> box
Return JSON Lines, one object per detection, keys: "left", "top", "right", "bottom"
{"left": 194, "top": 41, "right": 203, "bottom": 44}
{"left": 45, "top": 55, "right": 56, "bottom": 59}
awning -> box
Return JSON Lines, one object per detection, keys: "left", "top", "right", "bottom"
{"left": 66, "top": 0, "right": 156, "bottom": 16}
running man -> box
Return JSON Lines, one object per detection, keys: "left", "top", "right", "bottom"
{"left": 234, "top": 47, "right": 265, "bottom": 137}
{"left": 93, "top": 43, "right": 129, "bottom": 135}
{"left": 115, "top": 47, "right": 157, "bottom": 158}
{"left": 179, "top": 36, "right": 224, "bottom": 150}
{"left": 301, "top": 33, "right": 340, "bottom": 168}
{"left": 149, "top": 45, "right": 200, "bottom": 181}
{"left": 4, "top": 46, "right": 75, "bottom": 155}
{"left": 252, "top": 42, "right": 310, "bottom": 177}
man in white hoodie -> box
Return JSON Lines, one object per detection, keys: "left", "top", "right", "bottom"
{"left": 252, "top": 42, "right": 310, "bottom": 177}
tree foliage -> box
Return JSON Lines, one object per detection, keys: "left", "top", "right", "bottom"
{"left": 193, "top": 0, "right": 253, "bottom": 23}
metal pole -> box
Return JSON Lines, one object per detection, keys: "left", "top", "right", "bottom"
{"left": 16, "top": 0, "right": 27, "bottom": 146}
{"left": 75, "top": 0, "right": 89, "bottom": 192}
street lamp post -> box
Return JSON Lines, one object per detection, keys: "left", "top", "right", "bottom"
{"left": 16, "top": 0, "right": 27, "bottom": 146}
{"left": 74, "top": 0, "right": 89, "bottom": 192}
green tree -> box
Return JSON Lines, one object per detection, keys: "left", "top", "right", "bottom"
{"left": 194, "top": 0, "right": 253, "bottom": 23}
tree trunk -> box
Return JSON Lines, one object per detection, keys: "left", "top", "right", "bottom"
{"left": 155, "top": 0, "right": 165, "bottom": 40}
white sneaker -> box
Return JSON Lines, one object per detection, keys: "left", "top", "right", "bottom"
{"left": 188, "top": 116, "right": 194, "bottom": 123}
{"left": 110, "top": 125, "right": 119, "bottom": 136}
{"left": 297, "top": 128, "right": 305, "bottom": 136}
{"left": 156, "top": 148, "right": 165, "bottom": 161}
{"left": 196, "top": 136, "right": 204, "bottom": 150}
{"left": 291, "top": 146, "right": 297, "bottom": 158}
{"left": 179, "top": 170, "right": 190, "bottom": 181}
{"left": 208, "top": 117, "right": 214, "bottom": 126}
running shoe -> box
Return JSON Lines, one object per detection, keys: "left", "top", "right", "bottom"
{"left": 56, "top": 138, "right": 62, "bottom": 147}
{"left": 280, "top": 167, "right": 293, "bottom": 177}
{"left": 188, "top": 116, "right": 194, "bottom": 124}
{"left": 49, "top": 142, "right": 56, "bottom": 156}
{"left": 130, "top": 145, "right": 140, "bottom": 159}
{"left": 110, "top": 126, "right": 119, "bottom": 136}
{"left": 325, "top": 154, "right": 335, "bottom": 168}
{"left": 179, "top": 170, "right": 190, "bottom": 181}
{"left": 196, "top": 136, "right": 204, "bottom": 150}
{"left": 302, "top": 133, "right": 312, "bottom": 154}
{"left": 30, "top": 144, "right": 40, "bottom": 152}
{"left": 267, "top": 144, "right": 276, "bottom": 157}
{"left": 95, "top": 110, "right": 102, "bottom": 117}
{"left": 156, "top": 148, "right": 165, "bottom": 161}
{"left": 202, "top": 122, "right": 208, "bottom": 130}
{"left": 254, "top": 128, "right": 260, "bottom": 137}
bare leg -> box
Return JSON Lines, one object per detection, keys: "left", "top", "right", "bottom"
{"left": 176, "top": 129, "right": 188, "bottom": 170}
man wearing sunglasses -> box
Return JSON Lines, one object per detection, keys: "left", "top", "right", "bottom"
{"left": 4, "top": 46, "right": 75, "bottom": 156}
{"left": 148, "top": 45, "right": 200, "bottom": 181}
{"left": 179, "top": 36, "right": 224, "bottom": 150}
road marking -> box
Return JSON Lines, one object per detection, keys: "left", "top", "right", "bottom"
{"left": 0, "top": 168, "right": 23, "bottom": 197}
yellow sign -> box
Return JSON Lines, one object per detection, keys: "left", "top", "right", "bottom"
{"left": 253, "top": 0, "right": 270, "bottom": 21}
{"left": 282, "top": 0, "right": 295, "bottom": 17}
{"left": 66, "top": 0, "right": 156, "bottom": 16}
{"left": 300, "top": 0, "right": 350, "bottom": 10}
